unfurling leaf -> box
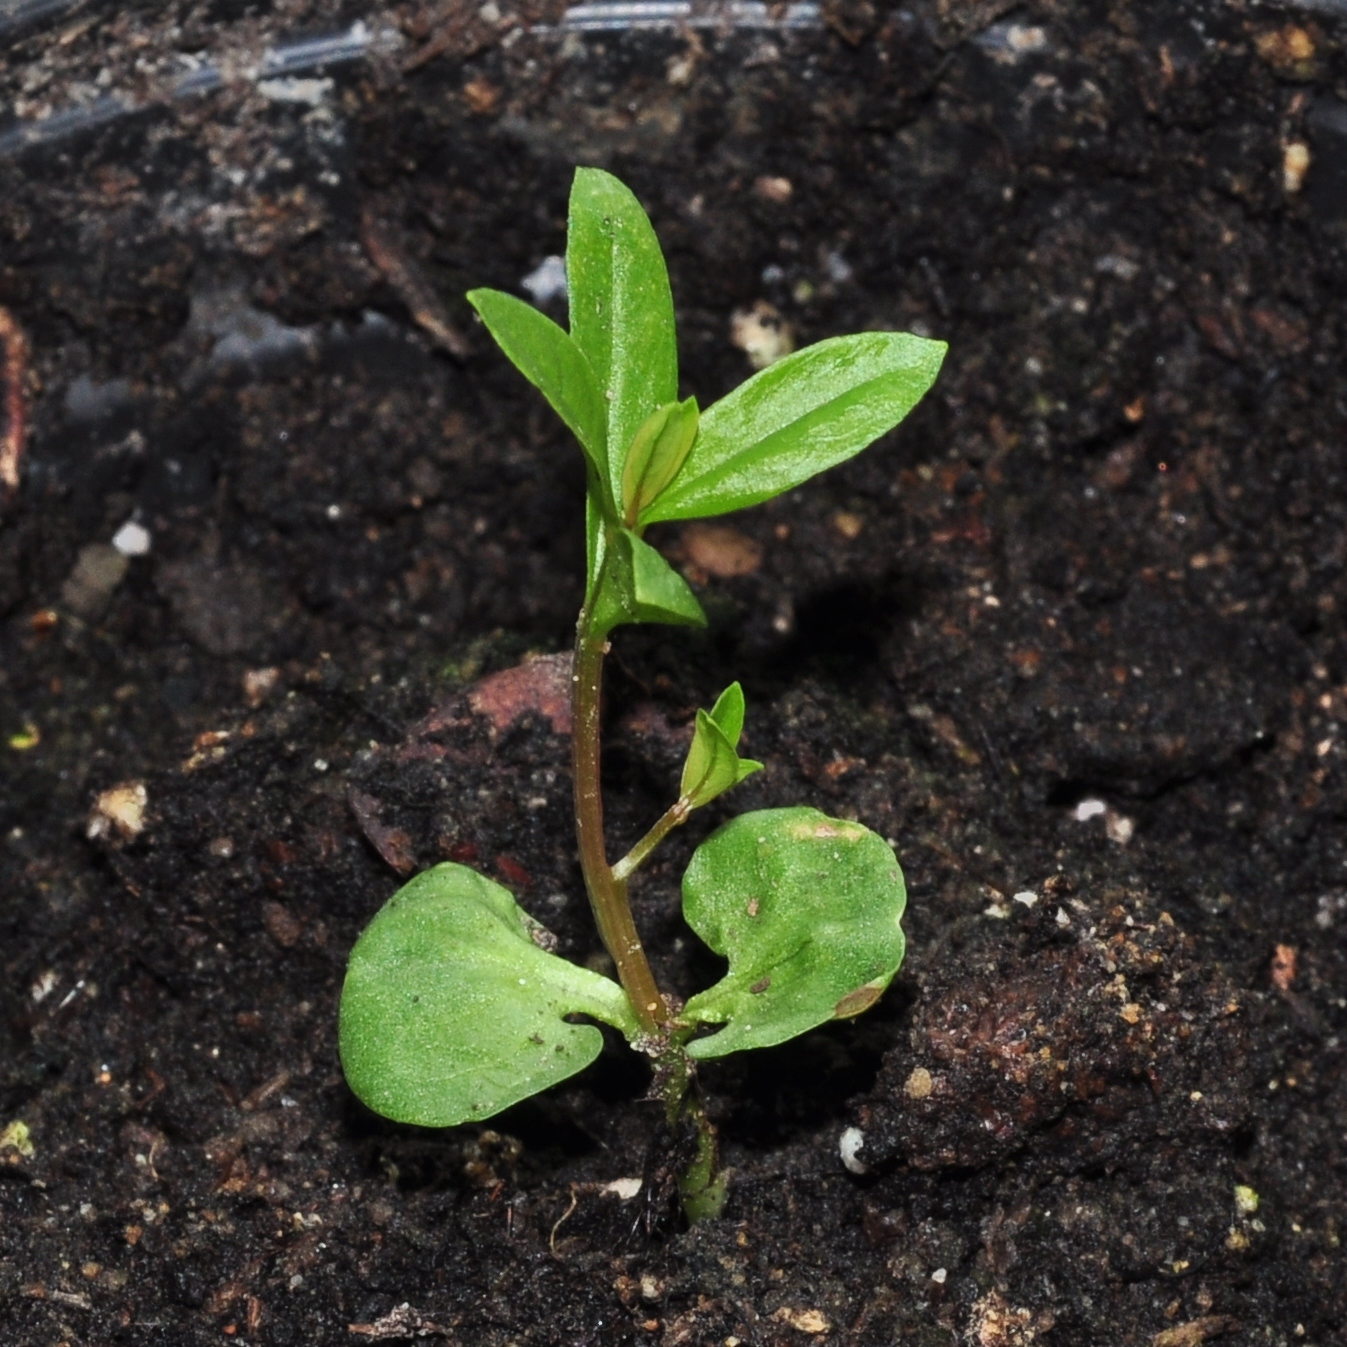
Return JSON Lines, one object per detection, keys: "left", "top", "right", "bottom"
{"left": 680, "top": 709, "right": 740, "bottom": 806}
{"left": 467, "top": 288, "right": 609, "bottom": 502}
{"left": 642, "top": 332, "right": 947, "bottom": 522}
{"left": 622, "top": 396, "right": 699, "bottom": 525}
{"left": 707, "top": 680, "right": 746, "bottom": 748}
{"left": 590, "top": 528, "right": 706, "bottom": 637}
{"left": 679, "top": 683, "right": 761, "bottom": 809}
{"left": 339, "top": 864, "right": 637, "bottom": 1127}
{"left": 567, "top": 168, "right": 678, "bottom": 510}
{"left": 680, "top": 808, "right": 906, "bottom": 1059}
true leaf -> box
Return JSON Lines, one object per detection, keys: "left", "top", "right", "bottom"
{"left": 680, "top": 808, "right": 906, "bottom": 1059}
{"left": 679, "top": 687, "right": 761, "bottom": 809}
{"left": 708, "top": 681, "right": 746, "bottom": 748}
{"left": 340, "top": 864, "right": 638, "bottom": 1127}
{"left": 591, "top": 528, "right": 706, "bottom": 636}
{"left": 622, "top": 396, "right": 699, "bottom": 525}
{"left": 467, "top": 288, "right": 610, "bottom": 503}
{"left": 631, "top": 530, "right": 703, "bottom": 624}
{"left": 585, "top": 491, "right": 605, "bottom": 600}
{"left": 567, "top": 168, "right": 678, "bottom": 509}
{"left": 642, "top": 332, "right": 947, "bottom": 522}
{"left": 680, "top": 710, "right": 739, "bottom": 807}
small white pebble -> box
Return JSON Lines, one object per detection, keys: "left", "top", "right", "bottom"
{"left": 904, "top": 1067, "right": 934, "bottom": 1100}
{"left": 753, "top": 175, "right": 793, "bottom": 203}
{"left": 823, "top": 250, "right": 852, "bottom": 284}
{"left": 1283, "top": 141, "right": 1310, "bottom": 194}
{"left": 730, "top": 300, "right": 793, "bottom": 370}
{"left": 1105, "top": 811, "right": 1135, "bottom": 844}
{"left": 1073, "top": 798, "right": 1107, "bottom": 822}
{"left": 111, "top": 520, "right": 151, "bottom": 557}
{"left": 931, "top": 1267, "right": 947, "bottom": 1284}
{"left": 601, "top": 1177, "right": 643, "bottom": 1200}
{"left": 839, "top": 1126, "right": 868, "bottom": 1174}
{"left": 87, "top": 782, "right": 148, "bottom": 841}
{"left": 1012, "top": 890, "right": 1038, "bottom": 907}
{"left": 257, "top": 76, "right": 333, "bottom": 106}
{"left": 313, "top": 759, "right": 329, "bottom": 772}
{"left": 521, "top": 255, "right": 568, "bottom": 305}
{"left": 1055, "top": 907, "right": 1071, "bottom": 928}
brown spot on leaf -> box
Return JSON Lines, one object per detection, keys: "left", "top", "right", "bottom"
{"left": 835, "top": 982, "right": 884, "bottom": 1018}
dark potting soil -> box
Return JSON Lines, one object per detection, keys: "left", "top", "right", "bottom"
{"left": 3, "top": 0, "right": 1347, "bottom": 1343}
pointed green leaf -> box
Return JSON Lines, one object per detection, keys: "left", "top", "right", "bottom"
{"left": 585, "top": 489, "right": 605, "bottom": 601}
{"left": 678, "top": 701, "right": 762, "bottom": 809}
{"left": 631, "top": 530, "right": 704, "bottom": 625}
{"left": 468, "top": 287, "right": 610, "bottom": 504}
{"left": 340, "top": 864, "right": 638, "bottom": 1127}
{"left": 680, "top": 708, "right": 742, "bottom": 806}
{"left": 591, "top": 528, "right": 706, "bottom": 636}
{"left": 681, "top": 808, "right": 906, "bottom": 1060}
{"left": 567, "top": 168, "right": 678, "bottom": 509}
{"left": 642, "top": 332, "right": 947, "bottom": 523}
{"left": 622, "top": 396, "right": 699, "bottom": 525}
{"left": 707, "top": 681, "right": 746, "bottom": 748}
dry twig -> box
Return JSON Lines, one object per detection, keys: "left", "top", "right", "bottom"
{"left": 0, "top": 305, "right": 31, "bottom": 506}
{"left": 360, "top": 204, "right": 471, "bottom": 359}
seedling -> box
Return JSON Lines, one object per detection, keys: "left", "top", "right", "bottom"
{"left": 339, "top": 169, "right": 945, "bottom": 1220}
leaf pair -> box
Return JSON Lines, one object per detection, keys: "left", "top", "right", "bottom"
{"left": 467, "top": 169, "right": 947, "bottom": 627}
{"left": 339, "top": 810, "right": 907, "bottom": 1127}
{"left": 466, "top": 170, "right": 678, "bottom": 534}
{"left": 589, "top": 526, "right": 705, "bottom": 635}
{"left": 680, "top": 682, "right": 762, "bottom": 811}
